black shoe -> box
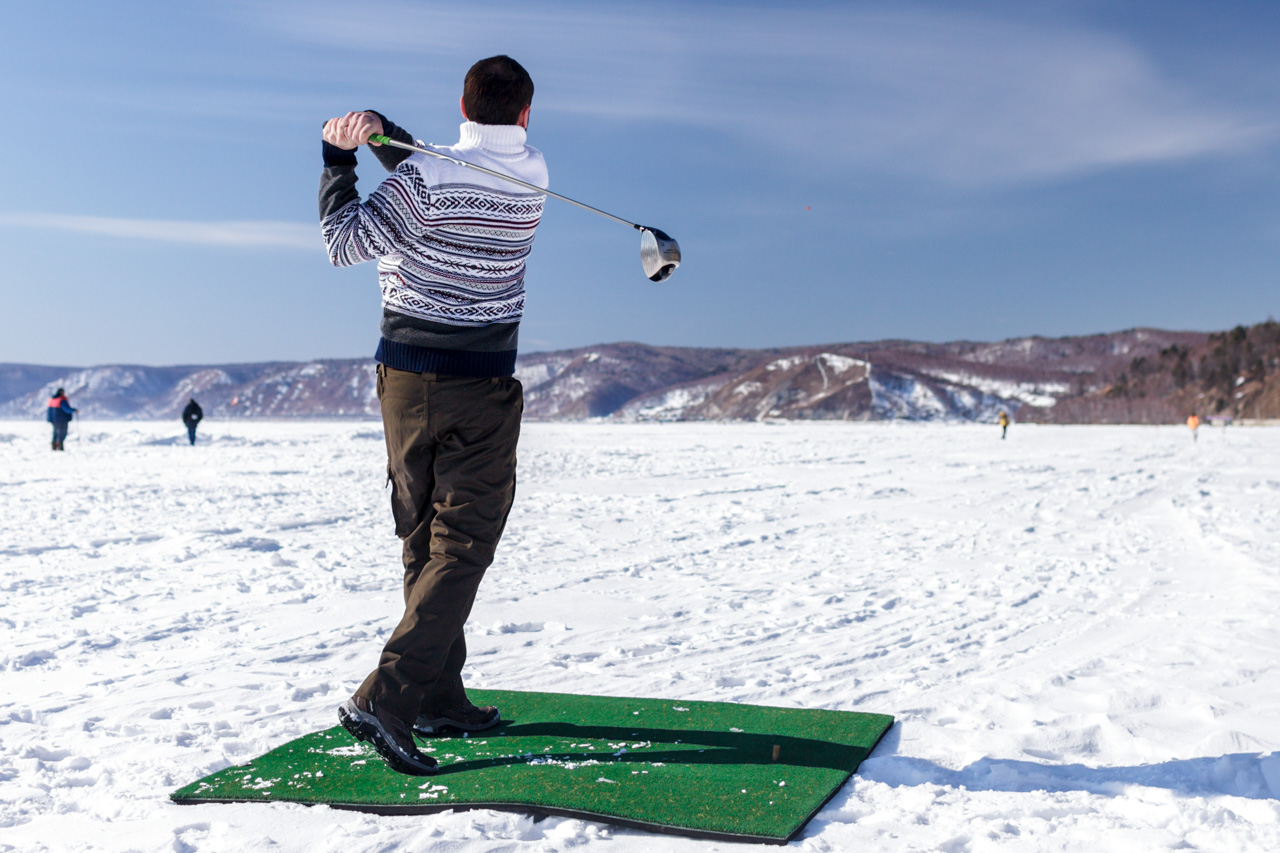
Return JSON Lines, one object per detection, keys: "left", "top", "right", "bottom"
{"left": 413, "top": 701, "right": 501, "bottom": 736}
{"left": 338, "top": 696, "right": 438, "bottom": 776}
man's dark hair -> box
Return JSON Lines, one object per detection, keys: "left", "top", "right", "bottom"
{"left": 54, "top": 388, "right": 65, "bottom": 397}
{"left": 463, "top": 55, "right": 534, "bottom": 125}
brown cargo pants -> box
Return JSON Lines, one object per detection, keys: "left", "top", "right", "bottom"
{"left": 354, "top": 363, "right": 522, "bottom": 724}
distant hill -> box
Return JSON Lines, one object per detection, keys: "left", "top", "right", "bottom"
{"left": 2, "top": 322, "right": 1276, "bottom": 423}
{"left": 1028, "top": 321, "right": 1280, "bottom": 423}
{"left": 0, "top": 361, "right": 377, "bottom": 421}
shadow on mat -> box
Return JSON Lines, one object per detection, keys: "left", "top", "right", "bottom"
{"left": 428, "top": 721, "right": 873, "bottom": 775}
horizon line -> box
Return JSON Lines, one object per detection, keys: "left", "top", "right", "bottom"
{"left": 0, "top": 323, "right": 1247, "bottom": 371}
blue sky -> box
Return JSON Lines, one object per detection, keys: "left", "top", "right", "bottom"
{"left": 2, "top": 1, "right": 1279, "bottom": 365}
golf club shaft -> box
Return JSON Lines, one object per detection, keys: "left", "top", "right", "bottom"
{"left": 367, "top": 134, "right": 643, "bottom": 231}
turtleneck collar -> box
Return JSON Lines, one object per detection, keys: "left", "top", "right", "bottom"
{"left": 456, "top": 121, "right": 527, "bottom": 153}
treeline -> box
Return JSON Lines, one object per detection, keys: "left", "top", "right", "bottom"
{"left": 1038, "top": 320, "right": 1280, "bottom": 422}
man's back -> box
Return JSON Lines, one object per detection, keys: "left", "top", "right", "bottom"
{"left": 324, "top": 123, "right": 547, "bottom": 329}
{"left": 47, "top": 396, "right": 72, "bottom": 424}
{"left": 319, "top": 114, "right": 547, "bottom": 377}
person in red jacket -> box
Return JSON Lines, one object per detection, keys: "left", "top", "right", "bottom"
{"left": 46, "top": 388, "right": 77, "bottom": 451}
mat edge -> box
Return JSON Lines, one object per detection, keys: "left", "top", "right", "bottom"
{"left": 170, "top": 795, "right": 791, "bottom": 845}
{"left": 786, "top": 715, "right": 898, "bottom": 843}
{"left": 470, "top": 688, "right": 897, "bottom": 726}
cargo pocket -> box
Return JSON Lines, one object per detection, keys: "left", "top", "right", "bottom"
{"left": 387, "top": 468, "right": 420, "bottom": 539}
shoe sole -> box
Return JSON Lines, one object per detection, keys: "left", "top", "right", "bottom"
{"left": 413, "top": 709, "right": 502, "bottom": 736}
{"left": 338, "top": 701, "right": 438, "bottom": 776}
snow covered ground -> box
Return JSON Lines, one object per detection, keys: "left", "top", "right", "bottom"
{"left": 2, "top": 419, "right": 1278, "bottom": 852}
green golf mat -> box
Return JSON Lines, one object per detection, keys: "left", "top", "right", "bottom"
{"left": 172, "top": 689, "right": 894, "bottom": 844}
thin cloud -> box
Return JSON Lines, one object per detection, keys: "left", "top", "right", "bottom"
{"left": 0, "top": 212, "right": 320, "bottom": 250}
{"left": 238, "top": 1, "right": 1277, "bottom": 187}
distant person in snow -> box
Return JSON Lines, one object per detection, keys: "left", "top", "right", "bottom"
{"left": 1187, "top": 414, "right": 1200, "bottom": 442}
{"left": 321, "top": 56, "right": 546, "bottom": 776}
{"left": 182, "top": 398, "right": 203, "bottom": 445}
{"left": 998, "top": 410, "right": 1010, "bottom": 440}
{"left": 46, "top": 388, "right": 77, "bottom": 451}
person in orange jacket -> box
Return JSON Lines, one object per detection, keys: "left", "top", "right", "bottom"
{"left": 1186, "top": 413, "right": 1200, "bottom": 442}
{"left": 998, "top": 410, "right": 1011, "bottom": 440}
{"left": 46, "top": 388, "right": 78, "bottom": 451}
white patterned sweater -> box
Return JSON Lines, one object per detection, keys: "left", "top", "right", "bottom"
{"left": 320, "top": 121, "right": 548, "bottom": 376}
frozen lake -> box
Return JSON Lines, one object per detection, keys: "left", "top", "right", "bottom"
{"left": 2, "top": 419, "right": 1278, "bottom": 851}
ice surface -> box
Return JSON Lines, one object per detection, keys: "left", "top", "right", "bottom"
{"left": 1, "top": 419, "right": 1278, "bottom": 851}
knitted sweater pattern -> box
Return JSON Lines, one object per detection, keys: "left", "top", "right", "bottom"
{"left": 320, "top": 121, "right": 547, "bottom": 375}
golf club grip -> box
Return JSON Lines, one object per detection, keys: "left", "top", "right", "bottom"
{"left": 366, "top": 135, "right": 641, "bottom": 230}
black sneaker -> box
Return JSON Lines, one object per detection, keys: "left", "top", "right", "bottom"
{"left": 338, "top": 696, "right": 439, "bottom": 776}
{"left": 413, "top": 702, "right": 501, "bottom": 736}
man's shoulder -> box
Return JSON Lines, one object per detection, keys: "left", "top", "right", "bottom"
{"left": 403, "top": 140, "right": 547, "bottom": 190}
{"left": 523, "top": 143, "right": 547, "bottom": 167}
{"left": 517, "top": 145, "right": 548, "bottom": 189}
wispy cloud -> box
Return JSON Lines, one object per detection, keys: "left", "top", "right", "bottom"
{"left": 0, "top": 213, "right": 320, "bottom": 250}
{"left": 239, "top": 1, "right": 1277, "bottom": 187}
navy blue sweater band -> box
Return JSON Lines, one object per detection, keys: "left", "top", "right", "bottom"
{"left": 375, "top": 337, "right": 516, "bottom": 378}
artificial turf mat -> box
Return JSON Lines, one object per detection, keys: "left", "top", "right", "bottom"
{"left": 171, "top": 689, "right": 894, "bottom": 844}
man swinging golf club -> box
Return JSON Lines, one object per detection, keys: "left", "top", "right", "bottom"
{"left": 321, "top": 55, "right": 545, "bottom": 776}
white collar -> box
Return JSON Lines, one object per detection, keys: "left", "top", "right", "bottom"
{"left": 456, "top": 121, "right": 527, "bottom": 153}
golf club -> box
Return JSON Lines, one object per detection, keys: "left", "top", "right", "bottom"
{"left": 368, "top": 134, "right": 681, "bottom": 282}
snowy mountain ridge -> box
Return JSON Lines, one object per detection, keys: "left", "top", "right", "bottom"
{"left": 0, "top": 326, "right": 1240, "bottom": 423}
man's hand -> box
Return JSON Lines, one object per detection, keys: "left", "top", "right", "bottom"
{"left": 322, "top": 111, "right": 385, "bottom": 150}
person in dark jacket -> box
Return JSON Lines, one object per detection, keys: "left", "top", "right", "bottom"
{"left": 46, "top": 388, "right": 77, "bottom": 451}
{"left": 182, "top": 398, "right": 203, "bottom": 445}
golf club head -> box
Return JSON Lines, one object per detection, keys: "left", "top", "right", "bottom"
{"left": 639, "top": 227, "right": 681, "bottom": 282}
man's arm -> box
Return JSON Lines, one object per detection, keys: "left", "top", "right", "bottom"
{"left": 318, "top": 111, "right": 426, "bottom": 268}
{"left": 318, "top": 111, "right": 380, "bottom": 222}
{"left": 318, "top": 112, "right": 391, "bottom": 266}
{"left": 362, "top": 110, "right": 415, "bottom": 173}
